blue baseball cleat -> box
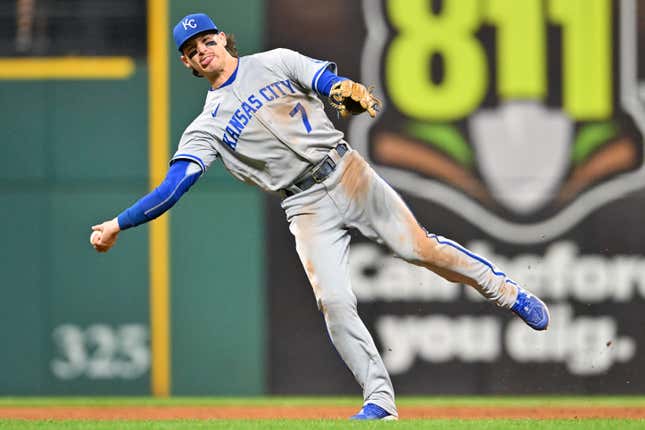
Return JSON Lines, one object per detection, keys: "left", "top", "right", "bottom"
{"left": 511, "top": 287, "right": 550, "bottom": 330}
{"left": 350, "top": 403, "right": 398, "bottom": 420}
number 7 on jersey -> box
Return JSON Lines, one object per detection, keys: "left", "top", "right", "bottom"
{"left": 290, "top": 102, "right": 312, "bottom": 133}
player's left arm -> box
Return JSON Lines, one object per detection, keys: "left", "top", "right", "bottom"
{"left": 314, "top": 67, "right": 347, "bottom": 97}
{"left": 327, "top": 77, "right": 382, "bottom": 118}
{"left": 314, "top": 68, "right": 379, "bottom": 117}
{"left": 91, "top": 159, "right": 202, "bottom": 253}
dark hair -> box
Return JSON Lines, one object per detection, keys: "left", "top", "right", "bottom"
{"left": 224, "top": 33, "right": 238, "bottom": 58}
{"left": 191, "top": 32, "right": 238, "bottom": 77}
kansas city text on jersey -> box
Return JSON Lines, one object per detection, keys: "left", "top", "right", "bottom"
{"left": 222, "top": 79, "right": 297, "bottom": 149}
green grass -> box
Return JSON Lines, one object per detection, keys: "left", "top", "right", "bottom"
{"left": 0, "top": 397, "right": 643, "bottom": 430}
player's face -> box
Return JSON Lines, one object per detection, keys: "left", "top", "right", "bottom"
{"left": 180, "top": 32, "right": 228, "bottom": 76}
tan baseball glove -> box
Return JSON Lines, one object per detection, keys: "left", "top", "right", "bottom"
{"left": 329, "top": 80, "right": 382, "bottom": 119}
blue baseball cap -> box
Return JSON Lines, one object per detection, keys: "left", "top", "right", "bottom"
{"left": 173, "top": 13, "right": 218, "bottom": 52}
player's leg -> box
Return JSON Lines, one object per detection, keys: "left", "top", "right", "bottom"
{"left": 335, "top": 152, "right": 548, "bottom": 330}
{"left": 283, "top": 191, "right": 398, "bottom": 417}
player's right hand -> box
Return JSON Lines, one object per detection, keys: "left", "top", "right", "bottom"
{"left": 90, "top": 218, "right": 121, "bottom": 253}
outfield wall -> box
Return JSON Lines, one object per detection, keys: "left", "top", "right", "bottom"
{"left": 1, "top": 66, "right": 151, "bottom": 395}
{"left": 0, "top": 0, "right": 265, "bottom": 395}
{"left": 2, "top": 0, "right": 645, "bottom": 396}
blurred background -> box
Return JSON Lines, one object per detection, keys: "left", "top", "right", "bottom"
{"left": 1, "top": 0, "right": 644, "bottom": 398}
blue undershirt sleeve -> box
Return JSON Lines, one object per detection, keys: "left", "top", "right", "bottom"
{"left": 315, "top": 67, "right": 348, "bottom": 97}
{"left": 117, "top": 160, "right": 202, "bottom": 230}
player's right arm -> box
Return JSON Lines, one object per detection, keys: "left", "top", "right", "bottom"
{"left": 90, "top": 159, "right": 203, "bottom": 253}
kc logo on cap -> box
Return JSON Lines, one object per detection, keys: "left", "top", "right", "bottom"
{"left": 182, "top": 19, "right": 197, "bottom": 30}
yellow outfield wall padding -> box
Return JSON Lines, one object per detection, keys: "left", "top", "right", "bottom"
{"left": 148, "top": 0, "right": 171, "bottom": 397}
{"left": 0, "top": 57, "right": 135, "bottom": 79}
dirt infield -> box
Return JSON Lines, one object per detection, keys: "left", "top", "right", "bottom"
{"left": 1, "top": 405, "right": 645, "bottom": 420}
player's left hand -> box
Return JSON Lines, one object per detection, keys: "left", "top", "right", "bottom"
{"left": 90, "top": 218, "right": 121, "bottom": 253}
{"left": 329, "top": 80, "right": 382, "bottom": 119}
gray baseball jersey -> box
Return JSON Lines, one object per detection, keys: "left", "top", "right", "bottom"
{"left": 172, "top": 48, "right": 346, "bottom": 191}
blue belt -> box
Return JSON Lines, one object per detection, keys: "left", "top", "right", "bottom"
{"left": 282, "top": 144, "right": 348, "bottom": 197}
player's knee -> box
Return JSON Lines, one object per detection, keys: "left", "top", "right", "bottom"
{"left": 388, "top": 243, "right": 423, "bottom": 265}
{"left": 394, "top": 232, "right": 443, "bottom": 266}
{"left": 383, "top": 233, "right": 426, "bottom": 264}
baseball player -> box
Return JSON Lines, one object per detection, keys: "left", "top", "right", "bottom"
{"left": 91, "top": 13, "right": 550, "bottom": 420}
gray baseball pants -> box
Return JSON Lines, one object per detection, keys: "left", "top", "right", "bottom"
{"left": 281, "top": 147, "right": 519, "bottom": 416}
